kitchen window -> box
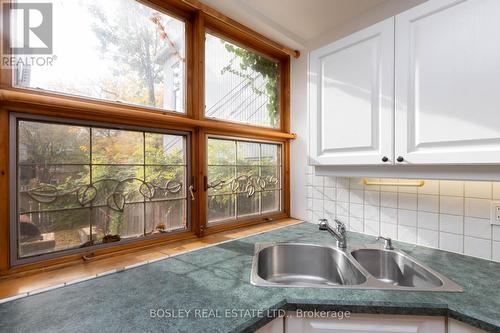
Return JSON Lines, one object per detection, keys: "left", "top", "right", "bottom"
{"left": 12, "top": 0, "right": 186, "bottom": 113}
{"left": 13, "top": 116, "right": 189, "bottom": 263}
{"left": 207, "top": 137, "right": 282, "bottom": 224}
{"left": 1, "top": 0, "right": 292, "bottom": 271}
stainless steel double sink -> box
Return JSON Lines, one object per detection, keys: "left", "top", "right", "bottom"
{"left": 250, "top": 243, "right": 463, "bottom": 292}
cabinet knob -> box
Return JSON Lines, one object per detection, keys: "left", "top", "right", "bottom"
{"left": 381, "top": 156, "right": 389, "bottom": 162}
{"left": 397, "top": 156, "right": 404, "bottom": 163}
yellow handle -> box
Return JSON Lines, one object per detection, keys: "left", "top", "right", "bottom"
{"left": 363, "top": 178, "right": 425, "bottom": 187}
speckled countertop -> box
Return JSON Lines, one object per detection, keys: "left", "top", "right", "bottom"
{"left": 0, "top": 222, "right": 499, "bottom": 333}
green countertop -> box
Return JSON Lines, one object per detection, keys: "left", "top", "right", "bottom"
{"left": 0, "top": 222, "right": 499, "bottom": 332}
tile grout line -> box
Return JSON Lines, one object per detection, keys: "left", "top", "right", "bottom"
{"left": 462, "top": 181, "right": 466, "bottom": 255}
{"left": 491, "top": 182, "right": 494, "bottom": 260}
{"left": 396, "top": 180, "right": 400, "bottom": 242}
{"left": 437, "top": 180, "right": 441, "bottom": 249}
{"left": 416, "top": 183, "right": 421, "bottom": 246}
{"left": 313, "top": 176, "right": 499, "bottom": 260}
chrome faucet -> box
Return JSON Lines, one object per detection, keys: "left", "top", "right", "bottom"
{"left": 318, "top": 218, "right": 347, "bottom": 249}
{"left": 377, "top": 236, "right": 394, "bottom": 250}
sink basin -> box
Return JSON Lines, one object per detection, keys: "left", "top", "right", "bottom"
{"left": 252, "top": 243, "right": 366, "bottom": 287}
{"left": 251, "top": 242, "right": 463, "bottom": 292}
{"left": 351, "top": 248, "right": 443, "bottom": 288}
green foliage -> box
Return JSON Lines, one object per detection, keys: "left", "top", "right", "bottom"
{"left": 222, "top": 43, "right": 280, "bottom": 127}
{"left": 19, "top": 122, "right": 185, "bottom": 240}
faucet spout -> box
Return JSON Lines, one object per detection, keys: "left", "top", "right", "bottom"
{"left": 318, "top": 219, "right": 347, "bottom": 249}
{"left": 377, "top": 236, "right": 394, "bottom": 250}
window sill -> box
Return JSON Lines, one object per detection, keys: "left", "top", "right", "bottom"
{"left": 0, "top": 218, "right": 300, "bottom": 302}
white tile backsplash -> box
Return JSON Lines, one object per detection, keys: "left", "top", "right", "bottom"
{"left": 464, "top": 217, "right": 491, "bottom": 239}
{"left": 493, "top": 225, "right": 500, "bottom": 241}
{"left": 440, "top": 180, "right": 464, "bottom": 196}
{"left": 323, "top": 187, "right": 335, "bottom": 201}
{"left": 398, "top": 209, "right": 417, "bottom": 227}
{"left": 313, "top": 198, "right": 323, "bottom": 212}
{"left": 336, "top": 188, "right": 350, "bottom": 202}
{"left": 313, "top": 175, "right": 324, "bottom": 187}
{"left": 418, "top": 211, "right": 439, "bottom": 231}
{"left": 380, "top": 222, "right": 397, "bottom": 239}
{"left": 398, "top": 193, "right": 418, "bottom": 210}
{"left": 349, "top": 216, "right": 363, "bottom": 232}
{"left": 364, "top": 205, "right": 380, "bottom": 221}
{"left": 398, "top": 225, "right": 417, "bottom": 243}
{"left": 464, "top": 181, "right": 492, "bottom": 199}
{"left": 305, "top": 175, "right": 499, "bottom": 262}
{"left": 439, "top": 214, "right": 464, "bottom": 234}
{"left": 418, "top": 180, "right": 439, "bottom": 195}
{"left": 350, "top": 189, "right": 364, "bottom": 204}
{"left": 464, "top": 198, "right": 491, "bottom": 219}
{"left": 380, "top": 207, "right": 397, "bottom": 224}
{"left": 336, "top": 202, "right": 349, "bottom": 216}
{"left": 440, "top": 232, "right": 464, "bottom": 253}
{"left": 349, "top": 177, "right": 365, "bottom": 189}
{"left": 381, "top": 192, "right": 398, "bottom": 208}
{"left": 493, "top": 241, "right": 500, "bottom": 261}
{"left": 418, "top": 194, "right": 439, "bottom": 213}
{"left": 464, "top": 236, "right": 491, "bottom": 260}
{"left": 364, "top": 190, "right": 380, "bottom": 206}
{"left": 440, "top": 196, "right": 464, "bottom": 215}
{"left": 364, "top": 219, "right": 379, "bottom": 236}
{"left": 324, "top": 200, "right": 335, "bottom": 215}
{"left": 324, "top": 176, "right": 336, "bottom": 188}
{"left": 312, "top": 187, "right": 323, "bottom": 199}
{"left": 418, "top": 229, "right": 439, "bottom": 248}
{"left": 350, "top": 203, "right": 363, "bottom": 218}
{"left": 493, "top": 183, "right": 500, "bottom": 200}
{"left": 336, "top": 177, "right": 349, "bottom": 189}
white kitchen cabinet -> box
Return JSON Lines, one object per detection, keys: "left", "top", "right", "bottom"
{"left": 448, "top": 319, "right": 488, "bottom": 333}
{"left": 286, "top": 313, "right": 445, "bottom": 333}
{"left": 395, "top": 0, "right": 500, "bottom": 164}
{"left": 308, "top": 17, "right": 394, "bottom": 165}
{"left": 255, "top": 317, "right": 284, "bottom": 333}
{"left": 309, "top": 0, "right": 500, "bottom": 167}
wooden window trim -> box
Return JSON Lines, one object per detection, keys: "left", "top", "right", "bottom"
{"left": 10, "top": 113, "right": 195, "bottom": 266}
{"left": 201, "top": 133, "right": 288, "bottom": 234}
{"left": 0, "top": 0, "right": 295, "bottom": 276}
{"left": 1, "top": 1, "right": 195, "bottom": 118}
{"left": 168, "top": 0, "right": 300, "bottom": 59}
{"left": 203, "top": 28, "right": 285, "bottom": 131}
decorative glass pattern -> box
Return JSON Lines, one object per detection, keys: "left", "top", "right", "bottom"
{"left": 16, "top": 119, "right": 187, "bottom": 258}
{"left": 207, "top": 137, "right": 282, "bottom": 224}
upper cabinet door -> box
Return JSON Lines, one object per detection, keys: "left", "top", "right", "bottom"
{"left": 395, "top": 0, "right": 500, "bottom": 165}
{"left": 309, "top": 17, "right": 394, "bottom": 165}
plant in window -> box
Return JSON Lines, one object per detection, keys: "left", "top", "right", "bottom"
{"left": 222, "top": 44, "right": 279, "bottom": 127}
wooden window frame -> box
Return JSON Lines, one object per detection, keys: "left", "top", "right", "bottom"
{"left": 10, "top": 113, "right": 195, "bottom": 266}
{"left": 201, "top": 132, "right": 288, "bottom": 236}
{"left": 0, "top": 0, "right": 297, "bottom": 276}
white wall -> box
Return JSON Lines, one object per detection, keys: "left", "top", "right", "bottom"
{"left": 290, "top": 0, "right": 426, "bottom": 221}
